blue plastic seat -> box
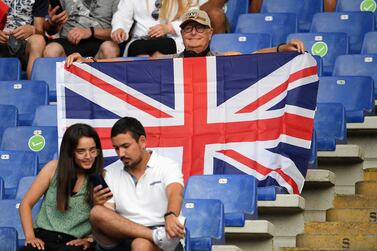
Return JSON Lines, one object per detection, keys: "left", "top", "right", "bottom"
{"left": 1, "top": 126, "right": 58, "bottom": 171}
{"left": 257, "top": 185, "right": 288, "bottom": 201}
{"left": 336, "top": 0, "right": 377, "bottom": 28}
{"left": 318, "top": 76, "right": 374, "bottom": 123}
{"left": 210, "top": 33, "right": 271, "bottom": 54}
{"left": 0, "top": 177, "right": 4, "bottom": 200}
{"left": 287, "top": 32, "right": 348, "bottom": 75}
{"left": 308, "top": 130, "right": 318, "bottom": 168}
{"left": 332, "top": 54, "right": 377, "bottom": 99}
{"left": 15, "top": 176, "right": 35, "bottom": 200}
{"left": 236, "top": 13, "right": 298, "bottom": 46}
{"left": 225, "top": 0, "right": 249, "bottom": 32}
{"left": 182, "top": 199, "right": 225, "bottom": 251}
{"left": 361, "top": 32, "right": 377, "bottom": 54}
{"left": 310, "top": 12, "right": 374, "bottom": 53}
{"left": 0, "top": 227, "right": 17, "bottom": 251}
{"left": 0, "top": 150, "right": 37, "bottom": 199}
{"left": 32, "top": 105, "right": 57, "bottom": 126}
{"left": 261, "top": 0, "right": 323, "bottom": 32}
{"left": 0, "top": 104, "right": 18, "bottom": 144}
{"left": 30, "top": 57, "right": 66, "bottom": 102}
{"left": 312, "top": 55, "right": 323, "bottom": 77}
{"left": 314, "top": 103, "right": 347, "bottom": 151}
{"left": 0, "top": 81, "right": 49, "bottom": 126}
{"left": 0, "top": 58, "right": 21, "bottom": 81}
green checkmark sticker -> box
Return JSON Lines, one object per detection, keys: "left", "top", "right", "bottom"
{"left": 28, "top": 135, "right": 46, "bottom": 152}
{"left": 311, "top": 41, "right": 328, "bottom": 57}
{"left": 360, "top": 0, "right": 377, "bottom": 12}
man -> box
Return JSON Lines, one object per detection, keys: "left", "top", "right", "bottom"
{"left": 43, "top": 0, "right": 120, "bottom": 59}
{"left": 90, "top": 117, "right": 185, "bottom": 251}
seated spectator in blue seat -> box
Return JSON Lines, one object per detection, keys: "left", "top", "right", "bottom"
{"left": 18, "top": 124, "right": 105, "bottom": 251}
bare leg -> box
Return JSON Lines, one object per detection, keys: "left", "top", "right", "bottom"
{"left": 200, "top": 2, "right": 227, "bottom": 34}
{"left": 24, "top": 34, "right": 46, "bottom": 79}
{"left": 43, "top": 42, "right": 66, "bottom": 57}
{"left": 95, "top": 41, "right": 120, "bottom": 59}
{"left": 131, "top": 238, "right": 159, "bottom": 251}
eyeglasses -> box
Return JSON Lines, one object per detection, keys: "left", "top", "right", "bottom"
{"left": 151, "top": 0, "right": 161, "bottom": 20}
{"left": 182, "top": 24, "right": 208, "bottom": 33}
{"left": 74, "top": 148, "right": 100, "bottom": 158}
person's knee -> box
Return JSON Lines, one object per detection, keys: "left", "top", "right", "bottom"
{"left": 27, "top": 34, "right": 46, "bottom": 50}
{"left": 43, "top": 42, "right": 65, "bottom": 57}
{"left": 131, "top": 238, "right": 155, "bottom": 251}
{"left": 98, "top": 41, "right": 120, "bottom": 58}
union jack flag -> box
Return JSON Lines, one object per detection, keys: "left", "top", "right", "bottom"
{"left": 56, "top": 52, "right": 318, "bottom": 194}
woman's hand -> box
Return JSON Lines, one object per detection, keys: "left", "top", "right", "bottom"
{"left": 279, "top": 39, "right": 305, "bottom": 53}
{"left": 148, "top": 24, "right": 173, "bottom": 38}
{"left": 66, "top": 238, "right": 93, "bottom": 250}
{"left": 93, "top": 185, "right": 113, "bottom": 205}
{"left": 65, "top": 52, "right": 94, "bottom": 67}
{"left": 25, "top": 237, "right": 45, "bottom": 250}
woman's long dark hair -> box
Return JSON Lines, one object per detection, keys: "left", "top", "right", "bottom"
{"left": 56, "top": 124, "right": 104, "bottom": 212}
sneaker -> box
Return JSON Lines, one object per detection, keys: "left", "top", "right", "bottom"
{"left": 152, "top": 227, "right": 180, "bottom": 251}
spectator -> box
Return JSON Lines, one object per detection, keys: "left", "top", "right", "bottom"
{"left": 19, "top": 124, "right": 104, "bottom": 251}
{"left": 0, "top": 0, "right": 48, "bottom": 79}
{"left": 90, "top": 117, "right": 185, "bottom": 251}
{"left": 197, "top": 0, "right": 228, "bottom": 33}
{"left": 43, "top": 0, "right": 120, "bottom": 60}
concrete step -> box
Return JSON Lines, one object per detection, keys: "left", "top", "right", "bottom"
{"left": 296, "top": 233, "right": 377, "bottom": 249}
{"left": 304, "top": 221, "right": 377, "bottom": 235}
{"left": 326, "top": 208, "right": 377, "bottom": 223}
{"left": 304, "top": 169, "right": 335, "bottom": 188}
{"left": 363, "top": 168, "right": 377, "bottom": 181}
{"left": 355, "top": 181, "right": 377, "bottom": 196}
{"left": 212, "top": 245, "right": 242, "bottom": 251}
{"left": 333, "top": 194, "right": 377, "bottom": 208}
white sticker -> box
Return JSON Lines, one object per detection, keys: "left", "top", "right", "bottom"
{"left": 13, "top": 83, "right": 22, "bottom": 89}
{"left": 336, "top": 80, "right": 346, "bottom": 85}
{"left": 365, "top": 57, "right": 373, "bottom": 63}
{"left": 314, "top": 36, "right": 323, "bottom": 41}
{"left": 238, "top": 36, "right": 247, "bottom": 42}
{"left": 340, "top": 14, "right": 349, "bottom": 20}
{"left": 265, "top": 16, "right": 273, "bottom": 21}
{"left": 1, "top": 154, "right": 10, "bottom": 160}
{"left": 33, "top": 130, "right": 42, "bottom": 135}
{"left": 218, "top": 178, "right": 228, "bottom": 184}
{"left": 185, "top": 203, "right": 194, "bottom": 209}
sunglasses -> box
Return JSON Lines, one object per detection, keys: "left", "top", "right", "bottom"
{"left": 151, "top": 0, "right": 161, "bottom": 20}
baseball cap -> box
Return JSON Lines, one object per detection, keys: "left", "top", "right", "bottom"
{"left": 180, "top": 9, "right": 212, "bottom": 28}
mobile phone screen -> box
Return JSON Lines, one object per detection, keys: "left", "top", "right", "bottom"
{"left": 89, "top": 173, "right": 109, "bottom": 189}
{"left": 50, "top": 0, "right": 63, "bottom": 14}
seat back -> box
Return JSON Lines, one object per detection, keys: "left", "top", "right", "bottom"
{"left": 0, "top": 177, "right": 4, "bottom": 200}
{"left": 15, "top": 176, "right": 35, "bottom": 200}
{"left": 361, "top": 32, "right": 377, "bottom": 54}
{"left": 0, "top": 58, "right": 21, "bottom": 81}
{"left": 236, "top": 13, "right": 298, "bottom": 46}
{"left": 0, "top": 105, "right": 18, "bottom": 143}
{"left": 32, "top": 105, "right": 57, "bottom": 126}
{"left": 287, "top": 32, "right": 348, "bottom": 75}
{"left": 336, "top": 0, "right": 377, "bottom": 27}
{"left": 0, "top": 227, "right": 17, "bottom": 251}
{"left": 332, "top": 54, "right": 377, "bottom": 99}
{"left": 225, "top": 0, "right": 249, "bottom": 32}
{"left": 310, "top": 12, "right": 374, "bottom": 53}
{"left": 210, "top": 33, "right": 271, "bottom": 54}
{"left": 0, "top": 81, "right": 49, "bottom": 126}
{"left": 261, "top": 0, "right": 323, "bottom": 31}
{"left": 317, "top": 76, "right": 374, "bottom": 122}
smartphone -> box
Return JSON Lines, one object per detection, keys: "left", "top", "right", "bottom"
{"left": 50, "top": 0, "right": 64, "bottom": 14}
{"left": 89, "top": 173, "right": 109, "bottom": 189}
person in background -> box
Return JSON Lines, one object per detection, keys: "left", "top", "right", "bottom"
{"left": 196, "top": 0, "right": 228, "bottom": 33}
{"left": 19, "top": 124, "right": 104, "bottom": 251}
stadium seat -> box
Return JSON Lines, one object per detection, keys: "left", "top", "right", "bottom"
{"left": 308, "top": 130, "right": 318, "bottom": 168}
{"left": 313, "top": 55, "right": 323, "bottom": 77}
{"left": 1, "top": 126, "right": 58, "bottom": 171}
{"left": 0, "top": 227, "right": 17, "bottom": 251}
{"left": 287, "top": 32, "right": 348, "bottom": 75}
{"left": 236, "top": 13, "right": 298, "bottom": 46}
{"left": 225, "top": 0, "right": 249, "bottom": 32}
{"left": 0, "top": 150, "right": 37, "bottom": 199}
{"left": 184, "top": 174, "right": 257, "bottom": 226}
{"left": 0, "top": 104, "right": 18, "bottom": 143}
{"left": 257, "top": 185, "right": 288, "bottom": 201}
{"left": 32, "top": 105, "right": 57, "bottom": 126}
{"left": 182, "top": 199, "right": 225, "bottom": 251}
{"left": 361, "top": 32, "right": 377, "bottom": 54}
{"left": 30, "top": 57, "right": 66, "bottom": 102}
{"left": 210, "top": 33, "right": 272, "bottom": 54}
{"left": 314, "top": 103, "right": 347, "bottom": 151}
{"left": 0, "top": 177, "right": 4, "bottom": 200}
{"left": 0, "top": 81, "right": 49, "bottom": 126}
{"left": 261, "top": 0, "right": 323, "bottom": 32}
{"left": 310, "top": 12, "right": 374, "bottom": 53}
{"left": 332, "top": 54, "right": 377, "bottom": 99}
{"left": 0, "top": 58, "right": 21, "bottom": 81}
{"left": 317, "top": 76, "right": 374, "bottom": 123}
{"left": 15, "top": 176, "right": 35, "bottom": 200}
{"left": 336, "top": 0, "right": 377, "bottom": 28}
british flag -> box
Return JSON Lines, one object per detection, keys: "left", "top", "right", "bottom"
{"left": 56, "top": 52, "right": 318, "bottom": 194}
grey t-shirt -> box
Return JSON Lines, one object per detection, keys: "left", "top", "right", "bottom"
{"left": 60, "top": 0, "right": 119, "bottom": 38}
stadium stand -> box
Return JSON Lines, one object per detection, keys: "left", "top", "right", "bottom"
{"left": 225, "top": 0, "right": 249, "bottom": 33}
{"left": 0, "top": 227, "right": 17, "bottom": 251}
{"left": 0, "top": 58, "right": 21, "bottom": 81}
{"left": 15, "top": 176, "right": 35, "bottom": 200}
{"left": 261, "top": 0, "right": 323, "bottom": 32}
{"left": 336, "top": 0, "right": 377, "bottom": 28}
{"left": 361, "top": 31, "right": 377, "bottom": 54}
{"left": 31, "top": 105, "right": 57, "bottom": 126}
{"left": 310, "top": 11, "right": 374, "bottom": 53}
{"left": 0, "top": 80, "right": 48, "bottom": 126}
{"left": 287, "top": 32, "right": 348, "bottom": 75}
{"left": 235, "top": 13, "right": 298, "bottom": 46}
{"left": 210, "top": 33, "right": 272, "bottom": 54}
{"left": 0, "top": 104, "right": 17, "bottom": 144}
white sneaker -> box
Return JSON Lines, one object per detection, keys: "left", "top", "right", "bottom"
{"left": 152, "top": 227, "right": 180, "bottom": 251}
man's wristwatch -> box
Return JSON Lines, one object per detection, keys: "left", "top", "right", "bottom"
{"left": 164, "top": 211, "right": 177, "bottom": 218}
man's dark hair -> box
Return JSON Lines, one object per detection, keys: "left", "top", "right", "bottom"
{"left": 111, "top": 117, "right": 146, "bottom": 140}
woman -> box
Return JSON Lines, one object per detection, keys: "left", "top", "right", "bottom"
{"left": 19, "top": 124, "right": 104, "bottom": 251}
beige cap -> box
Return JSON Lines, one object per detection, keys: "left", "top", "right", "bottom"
{"left": 180, "top": 9, "right": 212, "bottom": 28}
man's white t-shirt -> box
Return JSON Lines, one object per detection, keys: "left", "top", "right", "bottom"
{"left": 105, "top": 151, "right": 184, "bottom": 226}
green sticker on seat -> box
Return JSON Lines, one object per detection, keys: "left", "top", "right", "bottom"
{"left": 360, "top": 0, "right": 377, "bottom": 12}
{"left": 311, "top": 42, "right": 328, "bottom": 57}
{"left": 28, "top": 135, "right": 46, "bottom": 152}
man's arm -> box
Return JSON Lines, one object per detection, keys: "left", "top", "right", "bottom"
{"left": 200, "top": 0, "right": 226, "bottom": 9}
{"left": 164, "top": 182, "right": 184, "bottom": 239}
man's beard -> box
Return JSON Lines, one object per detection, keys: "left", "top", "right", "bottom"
{"left": 122, "top": 156, "right": 142, "bottom": 170}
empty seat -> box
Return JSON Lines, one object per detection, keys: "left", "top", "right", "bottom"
{"left": 225, "top": 0, "right": 249, "bottom": 32}
{"left": 0, "top": 150, "right": 37, "bottom": 199}
{"left": 210, "top": 33, "right": 271, "bottom": 54}
{"left": 257, "top": 185, "right": 288, "bottom": 201}
{"left": 0, "top": 104, "right": 18, "bottom": 144}
{"left": 261, "top": 0, "right": 323, "bottom": 31}
{"left": 318, "top": 76, "right": 374, "bottom": 122}
{"left": 15, "top": 176, "right": 35, "bottom": 200}
{"left": 0, "top": 58, "right": 21, "bottom": 81}
{"left": 184, "top": 174, "right": 257, "bottom": 226}
{"left": 314, "top": 103, "right": 347, "bottom": 151}
{"left": 30, "top": 57, "right": 66, "bottom": 102}
{"left": 308, "top": 130, "right": 318, "bottom": 168}
{"left": 310, "top": 12, "right": 374, "bottom": 53}
{"left": 0, "top": 81, "right": 49, "bottom": 126}
{"left": 32, "top": 105, "right": 57, "bottom": 126}
{"left": 1, "top": 126, "right": 58, "bottom": 171}
{"left": 0, "top": 227, "right": 17, "bottom": 251}
{"left": 361, "top": 32, "right": 377, "bottom": 54}
{"left": 182, "top": 199, "right": 225, "bottom": 251}
{"left": 336, "top": 0, "right": 377, "bottom": 27}
{"left": 332, "top": 54, "right": 377, "bottom": 99}
{"left": 313, "top": 55, "right": 323, "bottom": 77}
{"left": 287, "top": 32, "right": 348, "bottom": 75}
{"left": 236, "top": 13, "right": 298, "bottom": 46}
